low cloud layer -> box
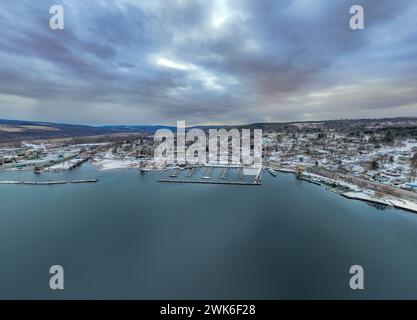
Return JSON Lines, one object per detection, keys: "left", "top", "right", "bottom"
{"left": 0, "top": 0, "right": 416, "bottom": 125}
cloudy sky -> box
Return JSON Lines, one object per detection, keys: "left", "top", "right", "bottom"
{"left": 0, "top": 0, "right": 416, "bottom": 125}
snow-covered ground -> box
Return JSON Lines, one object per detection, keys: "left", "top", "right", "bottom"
{"left": 91, "top": 151, "right": 160, "bottom": 171}
{"left": 92, "top": 158, "right": 143, "bottom": 171}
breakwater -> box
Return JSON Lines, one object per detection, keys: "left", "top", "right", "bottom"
{"left": 0, "top": 179, "right": 98, "bottom": 185}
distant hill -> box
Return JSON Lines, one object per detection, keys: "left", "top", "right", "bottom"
{"left": 1, "top": 117, "right": 416, "bottom": 143}
{"left": 98, "top": 124, "right": 177, "bottom": 133}
{"left": 0, "top": 119, "right": 174, "bottom": 143}
{"left": 238, "top": 117, "right": 417, "bottom": 131}
{"left": 0, "top": 119, "right": 238, "bottom": 143}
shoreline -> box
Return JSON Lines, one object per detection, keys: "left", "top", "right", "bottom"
{"left": 270, "top": 165, "right": 417, "bottom": 214}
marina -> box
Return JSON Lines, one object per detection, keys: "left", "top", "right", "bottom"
{"left": 157, "top": 165, "right": 264, "bottom": 185}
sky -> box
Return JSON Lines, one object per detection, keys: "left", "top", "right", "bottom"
{"left": 0, "top": 0, "right": 416, "bottom": 125}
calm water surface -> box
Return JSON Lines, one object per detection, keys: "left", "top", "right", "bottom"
{"left": 1, "top": 164, "right": 417, "bottom": 299}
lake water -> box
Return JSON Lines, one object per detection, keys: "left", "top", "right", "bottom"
{"left": 1, "top": 164, "right": 417, "bottom": 299}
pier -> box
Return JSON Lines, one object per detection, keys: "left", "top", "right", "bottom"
{"left": 202, "top": 166, "right": 213, "bottom": 179}
{"left": 170, "top": 168, "right": 182, "bottom": 178}
{"left": 267, "top": 168, "right": 277, "bottom": 177}
{"left": 239, "top": 167, "right": 244, "bottom": 180}
{"left": 188, "top": 167, "right": 197, "bottom": 177}
{"left": 220, "top": 167, "right": 229, "bottom": 180}
{"left": 254, "top": 167, "right": 262, "bottom": 183}
{"left": 158, "top": 179, "right": 260, "bottom": 186}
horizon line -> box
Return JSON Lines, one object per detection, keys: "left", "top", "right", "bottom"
{"left": 1, "top": 116, "right": 417, "bottom": 129}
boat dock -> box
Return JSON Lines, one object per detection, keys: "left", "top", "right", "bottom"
{"left": 202, "top": 166, "right": 213, "bottom": 179}
{"left": 254, "top": 167, "right": 262, "bottom": 183}
{"left": 267, "top": 168, "right": 277, "bottom": 177}
{"left": 170, "top": 168, "right": 182, "bottom": 178}
{"left": 220, "top": 167, "right": 229, "bottom": 180}
{"left": 188, "top": 167, "right": 197, "bottom": 177}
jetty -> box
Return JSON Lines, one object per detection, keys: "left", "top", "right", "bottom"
{"left": 0, "top": 179, "right": 98, "bottom": 185}
{"left": 21, "top": 181, "right": 68, "bottom": 185}
{"left": 70, "top": 179, "right": 98, "bottom": 184}
{"left": 0, "top": 180, "right": 22, "bottom": 185}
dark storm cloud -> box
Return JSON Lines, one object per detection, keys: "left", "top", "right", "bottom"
{"left": 0, "top": 0, "right": 416, "bottom": 124}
